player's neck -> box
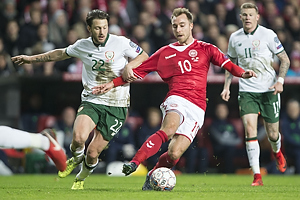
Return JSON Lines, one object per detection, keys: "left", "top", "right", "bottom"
{"left": 178, "top": 37, "right": 194, "bottom": 46}
{"left": 244, "top": 24, "right": 259, "bottom": 35}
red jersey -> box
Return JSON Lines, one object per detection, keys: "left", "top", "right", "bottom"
{"left": 133, "top": 39, "right": 230, "bottom": 111}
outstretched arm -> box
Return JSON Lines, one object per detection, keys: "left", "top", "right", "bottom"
{"left": 92, "top": 76, "right": 127, "bottom": 95}
{"left": 221, "top": 70, "right": 233, "bottom": 102}
{"left": 122, "top": 51, "right": 149, "bottom": 82}
{"left": 11, "top": 48, "right": 70, "bottom": 65}
{"left": 220, "top": 58, "right": 257, "bottom": 101}
{"left": 269, "top": 50, "right": 290, "bottom": 95}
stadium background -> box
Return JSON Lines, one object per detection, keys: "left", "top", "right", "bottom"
{"left": 0, "top": 0, "right": 300, "bottom": 175}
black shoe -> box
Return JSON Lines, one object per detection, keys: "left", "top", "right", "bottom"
{"left": 122, "top": 162, "right": 137, "bottom": 176}
{"left": 142, "top": 172, "right": 153, "bottom": 191}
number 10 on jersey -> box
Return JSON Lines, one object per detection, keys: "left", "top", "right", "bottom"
{"left": 178, "top": 60, "right": 192, "bottom": 74}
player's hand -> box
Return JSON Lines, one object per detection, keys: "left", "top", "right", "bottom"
{"left": 11, "top": 55, "right": 32, "bottom": 65}
{"left": 220, "top": 89, "right": 230, "bottom": 102}
{"left": 92, "top": 81, "right": 114, "bottom": 95}
{"left": 269, "top": 82, "right": 283, "bottom": 95}
{"left": 242, "top": 70, "right": 257, "bottom": 79}
{"left": 122, "top": 65, "right": 137, "bottom": 82}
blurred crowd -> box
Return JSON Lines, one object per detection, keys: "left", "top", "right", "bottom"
{"left": 0, "top": 0, "right": 300, "bottom": 77}
{"left": 1, "top": 0, "right": 300, "bottom": 175}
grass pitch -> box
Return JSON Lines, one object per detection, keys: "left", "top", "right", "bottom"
{"left": 0, "top": 174, "right": 299, "bottom": 200}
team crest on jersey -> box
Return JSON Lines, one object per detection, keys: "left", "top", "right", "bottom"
{"left": 189, "top": 49, "right": 197, "bottom": 57}
{"left": 105, "top": 51, "right": 114, "bottom": 61}
{"left": 252, "top": 40, "right": 260, "bottom": 51}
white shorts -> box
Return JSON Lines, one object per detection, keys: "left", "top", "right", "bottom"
{"left": 160, "top": 95, "right": 205, "bottom": 142}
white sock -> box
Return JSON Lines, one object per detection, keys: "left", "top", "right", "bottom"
{"left": 76, "top": 157, "right": 98, "bottom": 181}
{"left": 268, "top": 133, "right": 281, "bottom": 153}
{"left": 246, "top": 140, "right": 260, "bottom": 174}
{"left": 70, "top": 144, "right": 85, "bottom": 163}
{"left": 0, "top": 126, "right": 49, "bottom": 150}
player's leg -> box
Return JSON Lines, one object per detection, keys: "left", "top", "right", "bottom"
{"left": 261, "top": 92, "right": 286, "bottom": 173}
{"left": 153, "top": 135, "right": 190, "bottom": 172}
{"left": 264, "top": 121, "right": 286, "bottom": 173}
{"left": 142, "top": 135, "right": 190, "bottom": 190}
{"left": 122, "top": 111, "right": 179, "bottom": 176}
{"left": 58, "top": 114, "right": 96, "bottom": 178}
{"left": 243, "top": 114, "right": 263, "bottom": 186}
{"left": 0, "top": 126, "right": 49, "bottom": 149}
{"left": 239, "top": 92, "right": 263, "bottom": 186}
{"left": 72, "top": 130, "right": 109, "bottom": 190}
{"left": 142, "top": 96, "right": 204, "bottom": 190}
{"left": 0, "top": 126, "right": 67, "bottom": 171}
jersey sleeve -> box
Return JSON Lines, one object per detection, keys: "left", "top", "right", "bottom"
{"left": 65, "top": 40, "right": 82, "bottom": 57}
{"left": 122, "top": 37, "right": 143, "bottom": 59}
{"left": 133, "top": 48, "right": 161, "bottom": 79}
{"left": 267, "top": 30, "right": 284, "bottom": 55}
{"left": 208, "top": 44, "right": 230, "bottom": 67}
{"left": 227, "top": 34, "right": 237, "bottom": 59}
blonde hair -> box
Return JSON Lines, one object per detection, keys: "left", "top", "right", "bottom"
{"left": 171, "top": 8, "right": 193, "bottom": 23}
{"left": 240, "top": 2, "right": 258, "bottom": 13}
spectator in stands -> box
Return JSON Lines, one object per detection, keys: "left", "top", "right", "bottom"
{"left": 287, "top": 15, "right": 300, "bottom": 41}
{"left": 108, "top": 0, "right": 131, "bottom": 29}
{"left": 0, "top": 52, "right": 15, "bottom": 77}
{"left": 54, "top": 106, "right": 76, "bottom": 158}
{"left": 136, "top": 107, "right": 167, "bottom": 170}
{"left": 281, "top": 99, "right": 300, "bottom": 174}
{"left": 48, "top": 9, "right": 69, "bottom": 47}
{"left": 287, "top": 41, "right": 300, "bottom": 76}
{"left": 72, "top": 7, "right": 90, "bottom": 39}
{"left": 54, "top": 29, "right": 81, "bottom": 74}
{"left": 186, "top": 0, "right": 207, "bottom": 29}
{"left": 3, "top": 20, "right": 22, "bottom": 57}
{"left": 20, "top": 93, "right": 44, "bottom": 132}
{"left": 19, "top": 9, "right": 42, "bottom": 53}
{"left": 0, "top": 37, "right": 15, "bottom": 75}
{"left": 0, "top": 0, "right": 19, "bottom": 37}
{"left": 31, "top": 23, "right": 55, "bottom": 55}
{"left": 214, "top": 3, "right": 228, "bottom": 34}
{"left": 225, "top": 0, "right": 246, "bottom": 27}
{"left": 208, "top": 103, "right": 242, "bottom": 173}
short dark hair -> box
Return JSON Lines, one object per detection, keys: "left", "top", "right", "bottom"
{"left": 171, "top": 8, "right": 193, "bottom": 23}
{"left": 86, "top": 9, "right": 110, "bottom": 27}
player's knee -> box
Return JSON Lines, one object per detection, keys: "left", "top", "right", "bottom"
{"left": 72, "top": 130, "right": 86, "bottom": 146}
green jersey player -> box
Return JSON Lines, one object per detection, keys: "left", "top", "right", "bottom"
{"left": 221, "top": 2, "right": 290, "bottom": 186}
{"left": 12, "top": 9, "right": 149, "bottom": 189}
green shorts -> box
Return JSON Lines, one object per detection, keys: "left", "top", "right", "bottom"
{"left": 238, "top": 91, "right": 280, "bottom": 123}
{"left": 76, "top": 101, "right": 127, "bottom": 141}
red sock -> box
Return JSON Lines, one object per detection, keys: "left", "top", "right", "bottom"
{"left": 149, "top": 152, "right": 179, "bottom": 175}
{"left": 131, "top": 130, "right": 168, "bottom": 166}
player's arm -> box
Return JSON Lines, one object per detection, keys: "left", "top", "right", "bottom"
{"left": 269, "top": 50, "right": 290, "bottom": 95}
{"left": 11, "top": 48, "right": 70, "bottom": 65}
{"left": 122, "top": 51, "right": 149, "bottom": 82}
{"left": 221, "top": 57, "right": 248, "bottom": 102}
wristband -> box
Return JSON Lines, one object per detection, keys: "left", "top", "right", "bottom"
{"left": 113, "top": 76, "right": 127, "bottom": 87}
{"left": 277, "top": 77, "right": 284, "bottom": 85}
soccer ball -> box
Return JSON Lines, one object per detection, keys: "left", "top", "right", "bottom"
{"left": 149, "top": 167, "right": 176, "bottom": 191}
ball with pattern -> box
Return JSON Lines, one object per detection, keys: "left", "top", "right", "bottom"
{"left": 150, "top": 167, "right": 176, "bottom": 191}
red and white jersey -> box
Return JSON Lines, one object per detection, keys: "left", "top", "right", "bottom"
{"left": 133, "top": 39, "right": 229, "bottom": 111}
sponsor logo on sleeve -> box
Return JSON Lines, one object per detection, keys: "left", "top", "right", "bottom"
{"left": 276, "top": 44, "right": 283, "bottom": 49}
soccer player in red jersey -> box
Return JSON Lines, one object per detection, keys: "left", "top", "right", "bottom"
{"left": 92, "top": 8, "right": 256, "bottom": 190}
